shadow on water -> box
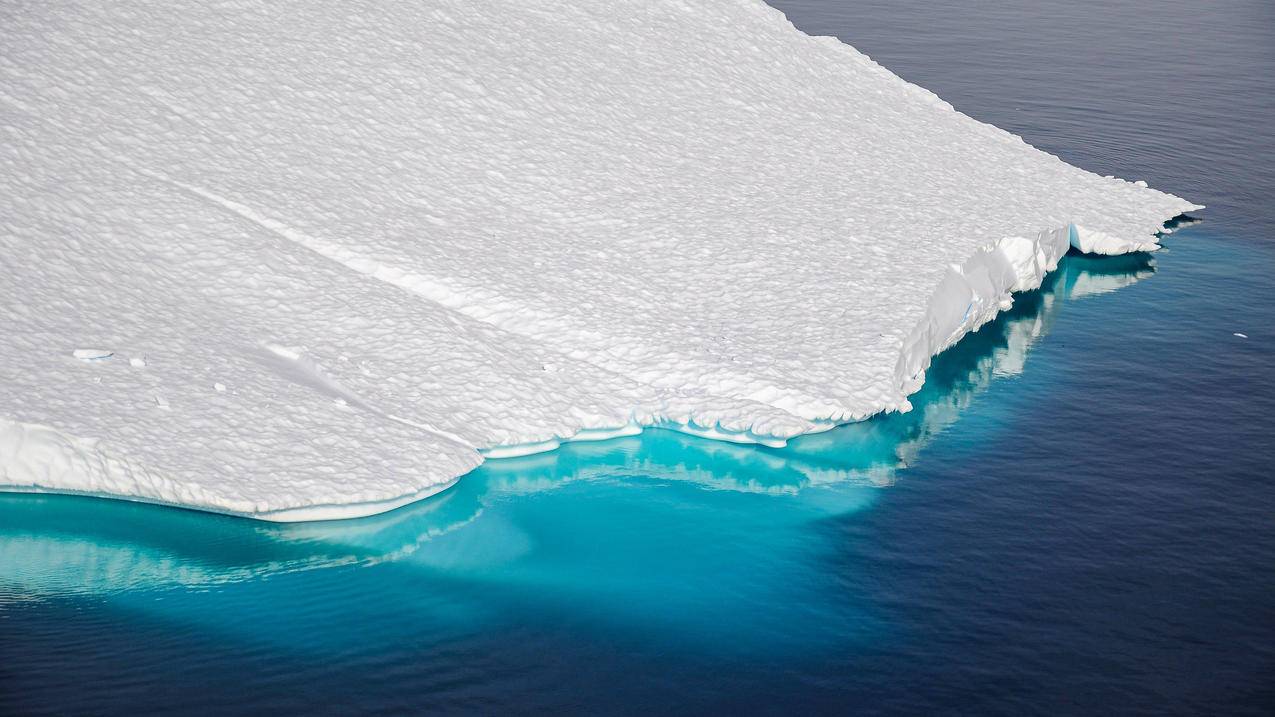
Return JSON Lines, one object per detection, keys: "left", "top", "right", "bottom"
{"left": 0, "top": 249, "right": 1157, "bottom": 601}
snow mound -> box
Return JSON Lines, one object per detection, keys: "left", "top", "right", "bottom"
{"left": 0, "top": 0, "right": 1199, "bottom": 520}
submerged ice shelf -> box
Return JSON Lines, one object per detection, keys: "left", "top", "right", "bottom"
{"left": 0, "top": 249, "right": 1165, "bottom": 599}
{"left": 0, "top": 0, "right": 1199, "bottom": 520}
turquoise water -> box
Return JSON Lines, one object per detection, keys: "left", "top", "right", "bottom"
{"left": 4, "top": 1, "right": 1274, "bottom": 714}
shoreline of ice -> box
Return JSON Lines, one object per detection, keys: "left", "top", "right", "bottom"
{"left": 0, "top": 215, "right": 1197, "bottom": 523}
{"left": 1, "top": 1, "right": 1201, "bottom": 521}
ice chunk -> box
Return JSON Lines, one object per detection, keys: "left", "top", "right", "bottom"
{"left": 0, "top": 0, "right": 1199, "bottom": 519}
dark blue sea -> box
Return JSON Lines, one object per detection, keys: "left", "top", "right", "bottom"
{"left": 2, "top": 1, "right": 1273, "bottom": 714}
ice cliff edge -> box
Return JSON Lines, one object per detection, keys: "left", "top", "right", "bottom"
{"left": 0, "top": 0, "right": 1199, "bottom": 519}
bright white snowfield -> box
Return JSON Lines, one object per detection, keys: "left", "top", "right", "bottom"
{"left": 0, "top": 1, "right": 1199, "bottom": 520}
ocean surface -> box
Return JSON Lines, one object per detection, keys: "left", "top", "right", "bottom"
{"left": 2, "top": 1, "right": 1273, "bottom": 714}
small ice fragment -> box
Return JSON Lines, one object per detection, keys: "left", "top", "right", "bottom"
{"left": 1234, "top": 332, "right": 1248, "bottom": 339}
{"left": 1134, "top": 180, "right": 1148, "bottom": 187}
{"left": 214, "top": 382, "right": 227, "bottom": 392}
{"left": 129, "top": 356, "right": 147, "bottom": 368}
{"left": 154, "top": 394, "right": 170, "bottom": 409}
{"left": 73, "top": 349, "right": 113, "bottom": 361}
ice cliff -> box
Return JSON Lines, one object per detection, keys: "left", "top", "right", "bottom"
{"left": 0, "top": 0, "right": 1199, "bottom": 519}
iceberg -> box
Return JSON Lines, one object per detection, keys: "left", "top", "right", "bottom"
{"left": 0, "top": 0, "right": 1199, "bottom": 520}
{"left": 0, "top": 250, "right": 1161, "bottom": 600}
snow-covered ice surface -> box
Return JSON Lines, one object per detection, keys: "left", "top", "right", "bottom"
{"left": 0, "top": 0, "right": 1199, "bottom": 520}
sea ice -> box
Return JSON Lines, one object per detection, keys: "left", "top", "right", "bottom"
{"left": 0, "top": 0, "right": 1199, "bottom": 520}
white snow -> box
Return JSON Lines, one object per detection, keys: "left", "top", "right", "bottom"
{"left": 0, "top": 0, "right": 1199, "bottom": 520}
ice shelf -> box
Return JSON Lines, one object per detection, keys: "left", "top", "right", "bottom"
{"left": 0, "top": 0, "right": 1199, "bottom": 519}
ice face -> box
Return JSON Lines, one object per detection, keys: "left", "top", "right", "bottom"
{"left": 0, "top": 1, "right": 1199, "bottom": 519}
{"left": 0, "top": 249, "right": 1160, "bottom": 600}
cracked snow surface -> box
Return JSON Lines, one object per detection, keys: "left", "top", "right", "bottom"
{"left": 0, "top": 0, "right": 1198, "bottom": 519}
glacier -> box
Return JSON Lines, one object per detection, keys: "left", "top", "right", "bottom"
{"left": 0, "top": 0, "right": 1199, "bottom": 520}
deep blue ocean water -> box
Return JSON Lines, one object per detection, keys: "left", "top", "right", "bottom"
{"left": 3, "top": 1, "right": 1273, "bottom": 714}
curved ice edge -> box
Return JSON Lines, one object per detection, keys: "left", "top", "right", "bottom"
{"left": 0, "top": 214, "right": 1201, "bottom": 522}
{"left": 480, "top": 214, "right": 1202, "bottom": 458}
{"left": 0, "top": 416, "right": 464, "bottom": 522}
{"left": 477, "top": 419, "right": 834, "bottom": 459}
{"left": 891, "top": 215, "right": 1199, "bottom": 405}
{"left": 0, "top": 479, "right": 460, "bottom": 524}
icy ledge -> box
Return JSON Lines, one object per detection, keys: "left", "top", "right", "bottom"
{"left": 895, "top": 222, "right": 1168, "bottom": 403}
{"left": 0, "top": 214, "right": 1190, "bottom": 523}
{"left": 0, "top": 418, "right": 464, "bottom": 522}
{"left": 1, "top": 0, "right": 1200, "bottom": 520}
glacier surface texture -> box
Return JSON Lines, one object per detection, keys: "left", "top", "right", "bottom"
{"left": 0, "top": 0, "right": 1199, "bottom": 519}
